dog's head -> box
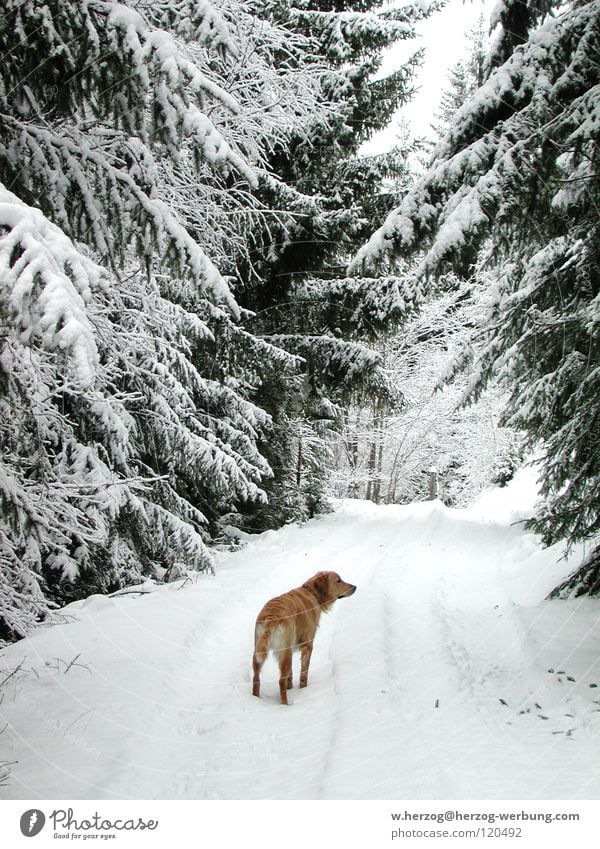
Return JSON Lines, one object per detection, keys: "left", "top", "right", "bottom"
{"left": 303, "top": 571, "right": 356, "bottom": 609}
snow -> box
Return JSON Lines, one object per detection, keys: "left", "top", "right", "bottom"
{"left": 0, "top": 185, "right": 101, "bottom": 388}
{"left": 1, "top": 474, "right": 599, "bottom": 800}
{"left": 468, "top": 465, "right": 541, "bottom": 525}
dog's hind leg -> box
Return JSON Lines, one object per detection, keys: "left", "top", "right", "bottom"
{"left": 299, "top": 640, "right": 313, "bottom": 689}
{"left": 252, "top": 650, "right": 265, "bottom": 698}
{"left": 252, "top": 624, "right": 270, "bottom": 698}
{"left": 277, "top": 648, "right": 293, "bottom": 705}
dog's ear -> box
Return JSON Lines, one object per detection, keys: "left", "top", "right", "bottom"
{"left": 304, "top": 571, "right": 330, "bottom": 603}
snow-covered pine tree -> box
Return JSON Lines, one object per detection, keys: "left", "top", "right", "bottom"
{"left": 350, "top": 0, "right": 600, "bottom": 588}
{"left": 0, "top": 0, "right": 325, "bottom": 639}
{"left": 430, "top": 15, "right": 487, "bottom": 142}
{"left": 230, "top": 0, "right": 432, "bottom": 525}
{"left": 243, "top": 0, "right": 433, "bottom": 303}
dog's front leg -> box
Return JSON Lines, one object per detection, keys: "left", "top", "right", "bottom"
{"left": 299, "top": 641, "right": 313, "bottom": 689}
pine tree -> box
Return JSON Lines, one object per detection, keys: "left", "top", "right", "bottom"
{"left": 230, "top": 0, "right": 433, "bottom": 525}
{"left": 243, "top": 0, "right": 432, "bottom": 295}
{"left": 0, "top": 0, "right": 327, "bottom": 638}
{"left": 430, "top": 15, "right": 487, "bottom": 141}
{"left": 351, "top": 0, "right": 600, "bottom": 587}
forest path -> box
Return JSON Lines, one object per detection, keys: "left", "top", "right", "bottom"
{"left": 2, "top": 493, "right": 600, "bottom": 799}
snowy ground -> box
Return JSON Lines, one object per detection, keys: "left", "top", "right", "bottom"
{"left": 1, "top": 469, "right": 600, "bottom": 800}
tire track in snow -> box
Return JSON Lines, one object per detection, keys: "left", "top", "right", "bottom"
{"left": 312, "top": 508, "right": 470, "bottom": 798}
{"left": 304, "top": 502, "right": 577, "bottom": 798}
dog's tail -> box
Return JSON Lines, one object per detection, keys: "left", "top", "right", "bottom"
{"left": 253, "top": 621, "right": 273, "bottom": 662}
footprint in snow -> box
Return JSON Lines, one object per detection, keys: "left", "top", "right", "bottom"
{"left": 549, "top": 668, "right": 600, "bottom": 689}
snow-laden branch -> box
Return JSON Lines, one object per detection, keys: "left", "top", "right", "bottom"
{"left": 0, "top": 185, "right": 101, "bottom": 388}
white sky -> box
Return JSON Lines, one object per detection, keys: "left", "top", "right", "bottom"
{"left": 362, "top": 0, "right": 497, "bottom": 152}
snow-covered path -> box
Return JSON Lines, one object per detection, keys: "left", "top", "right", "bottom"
{"left": 2, "top": 482, "right": 600, "bottom": 800}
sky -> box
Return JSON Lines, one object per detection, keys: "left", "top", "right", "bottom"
{"left": 362, "top": 0, "right": 497, "bottom": 153}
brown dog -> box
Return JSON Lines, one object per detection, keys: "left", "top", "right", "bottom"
{"left": 252, "top": 571, "right": 356, "bottom": 705}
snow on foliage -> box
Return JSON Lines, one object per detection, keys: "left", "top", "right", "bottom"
{"left": 0, "top": 187, "right": 100, "bottom": 388}
{"left": 351, "top": 0, "right": 599, "bottom": 278}
{"left": 292, "top": 274, "right": 421, "bottom": 337}
{"left": 350, "top": 0, "right": 600, "bottom": 560}
{"left": 290, "top": 8, "right": 417, "bottom": 61}
{"left": 1, "top": 0, "right": 256, "bottom": 306}
{"left": 0, "top": 0, "right": 334, "bottom": 640}
{"left": 143, "top": 0, "right": 238, "bottom": 55}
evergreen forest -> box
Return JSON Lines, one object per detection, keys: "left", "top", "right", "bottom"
{"left": 1, "top": 0, "right": 598, "bottom": 641}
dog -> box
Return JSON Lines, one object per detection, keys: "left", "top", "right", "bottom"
{"left": 252, "top": 571, "right": 356, "bottom": 705}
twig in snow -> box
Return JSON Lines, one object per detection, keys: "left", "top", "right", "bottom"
{"left": 0, "top": 660, "right": 24, "bottom": 688}
{"left": 51, "top": 612, "right": 80, "bottom": 626}
{"left": 0, "top": 721, "right": 14, "bottom": 786}
{"left": 64, "top": 654, "right": 91, "bottom": 675}
{"left": 108, "top": 588, "right": 154, "bottom": 597}
{"left": 47, "top": 655, "right": 91, "bottom": 675}
{"left": 63, "top": 709, "right": 93, "bottom": 733}
{"left": 0, "top": 761, "right": 17, "bottom": 787}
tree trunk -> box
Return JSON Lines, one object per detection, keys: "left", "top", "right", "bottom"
{"left": 429, "top": 467, "right": 439, "bottom": 500}
{"left": 344, "top": 410, "right": 360, "bottom": 498}
{"left": 296, "top": 436, "right": 302, "bottom": 488}
{"left": 365, "top": 438, "right": 376, "bottom": 502}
